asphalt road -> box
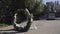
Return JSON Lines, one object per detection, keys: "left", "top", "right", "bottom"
{"left": 0, "top": 19, "right": 60, "bottom": 34}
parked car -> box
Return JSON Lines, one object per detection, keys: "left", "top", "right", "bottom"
{"left": 46, "top": 12, "right": 56, "bottom": 20}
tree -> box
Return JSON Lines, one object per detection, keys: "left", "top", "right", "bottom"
{"left": 0, "top": 0, "right": 43, "bottom": 24}
{"left": 34, "top": 0, "right": 43, "bottom": 15}
{"left": 25, "top": 0, "right": 43, "bottom": 15}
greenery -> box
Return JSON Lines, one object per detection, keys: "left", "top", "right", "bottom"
{"left": 0, "top": 23, "right": 9, "bottom": 28}
{"left": 0, "top": 0, "right": 43, "bottom": 25}
{"left": 25, "top": 0, "right": 43, "bottom": 15}
{"left": 33, "top": 0, "right": 43, "bottom": 15}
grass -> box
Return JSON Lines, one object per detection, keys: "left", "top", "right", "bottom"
{"left": 0, "top": 24, "right": 9, "bottom": 28}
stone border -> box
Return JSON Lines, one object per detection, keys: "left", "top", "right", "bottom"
{"left": 13, "top": 8, "right": 33, "bottom": 32}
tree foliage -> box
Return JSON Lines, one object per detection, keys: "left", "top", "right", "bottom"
{"left": 0, "top": 0, "right": 43, "bottom": 24}
{"left": 33, "top": 0, "right": 43, "bottom": 15}
{"left": 25, "top": 0, "right": 43, "bottom": 15}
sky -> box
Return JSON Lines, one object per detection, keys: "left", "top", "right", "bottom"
{"left": 43, "top": 0, "right": 60, "bottom": 4}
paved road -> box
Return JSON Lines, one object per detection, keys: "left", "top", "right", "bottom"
{"left": 0, "top": 20, "right": 60, "bottom": 34}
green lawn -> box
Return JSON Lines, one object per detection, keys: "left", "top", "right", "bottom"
{"left": 0, "top": 24, "right": 9, "bottom": 28}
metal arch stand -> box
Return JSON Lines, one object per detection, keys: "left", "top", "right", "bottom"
{"left": 13, "top": 8, "right": 33, "bottom": 32}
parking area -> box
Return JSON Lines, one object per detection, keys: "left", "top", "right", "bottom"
{"left": 0, "top": 19, "right": 60, "bottom": 34}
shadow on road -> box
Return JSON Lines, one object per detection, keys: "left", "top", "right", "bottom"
{"left": 0, "top": 29, "right": 14, "bottom": 31}
{"left": 0, "top": 29, "right": 27, "bottom": 34}
{"left": 47, "top": 19, "right": 60, "bottom": 20}
{"left": 0, "top": 32, "right": 17, "bottom": 34}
